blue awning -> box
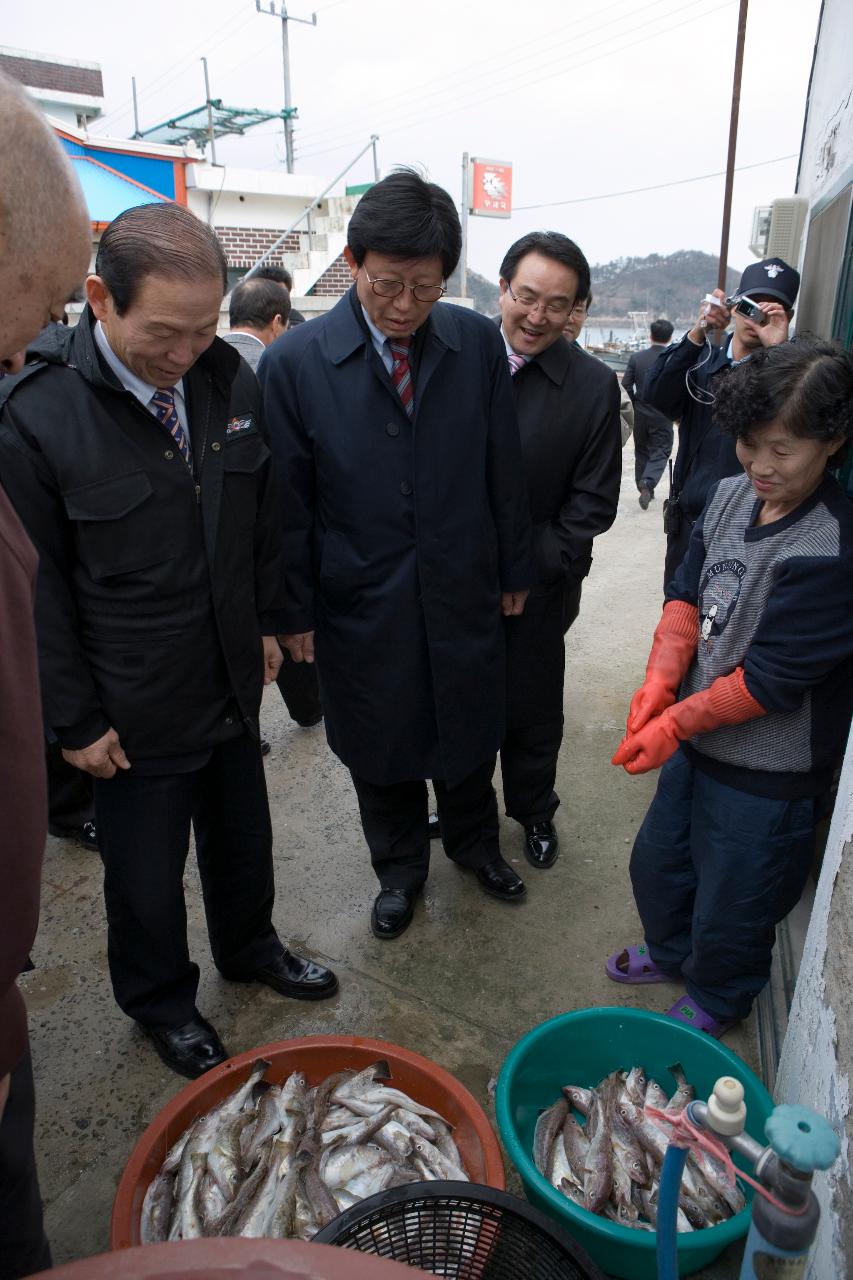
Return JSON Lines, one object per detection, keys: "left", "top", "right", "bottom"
{"left": 70, "top": 155, "right": 170, "bottom": 224}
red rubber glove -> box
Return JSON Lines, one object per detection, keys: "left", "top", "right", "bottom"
{"left": 613, "top": 667, "right": 766, "bottom": 774}
{"left": 627, "top": 601, "right": 699, "bottom": 734}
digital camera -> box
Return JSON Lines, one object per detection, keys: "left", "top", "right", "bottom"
{"left": 728, "top": 296, "right": 768, "bottom": 326}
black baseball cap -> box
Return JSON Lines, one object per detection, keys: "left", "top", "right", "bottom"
{"left": 737, "top": 257, "right": 800, "bottom": 308}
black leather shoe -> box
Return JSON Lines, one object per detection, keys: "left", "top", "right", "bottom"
{"left": 232, "top": 949, "right": 338, "bottom": 1000}
{"left": 139, "top": 1013, "right": 228, "bottom": 1080}
{"left": 524, "top": 820, "right": 560, "bottom": 869}
{"left": 427, "top": 812, "right": 441, "bottom": 840}
{"left": 260, "top": 739, "right": 271, "bottom": 757}
{"left": 48, "top": 820, "right": 98, "bottom": 851}
{"left": 371, "top": 888, "right": 416, "bottom": 940}
{"left": 639, "top": 486, "right": 653, "bottom": 510}
{"left": 476, "top": 857, "right": 527, "bottom": 901}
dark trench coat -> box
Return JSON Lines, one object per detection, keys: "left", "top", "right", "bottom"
{"left": 259, "top": 288, "right": 533, "bottom": 787}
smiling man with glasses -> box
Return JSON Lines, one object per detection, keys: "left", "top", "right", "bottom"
{"left": 496, "top": 231, "right": 622, "bottom": 871}
{"left": 259, "top": 169, "right": 534, "bottom": 941}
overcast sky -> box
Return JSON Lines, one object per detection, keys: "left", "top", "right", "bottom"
{"left": 5, "top": 0, "right": 822, "bottom": 279}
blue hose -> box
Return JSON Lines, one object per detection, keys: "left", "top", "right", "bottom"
{"left": 656, "top": 1143, "right": 688, "bottom": 1280}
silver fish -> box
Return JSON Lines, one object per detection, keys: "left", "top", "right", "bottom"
{"left": 583, "top": 1079, "right": 614, "bottom": 1214}
{"left": 534, "top": 1097, "right": 568, "bottom": 1175}
{"left": 562, "top": 1085, "right": 592, "bottom": 1116}
{"left": 319, "top": 1141, "right": 389, "bottom": 1189}
{"left": 169, "top": 1152, "right": 206, "bottom": 1241}
{"left": 236, "top": 1139, "right": 292, "bottom": 1238}
{"left": 140, "top": 1171, "right": 173, "bottom": 1244}
{"left": 667, "top": 1063, "right": 694, "bottom": 1114}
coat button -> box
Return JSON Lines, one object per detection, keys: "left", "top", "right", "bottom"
{"left": 212, "top": 441, "right": 221, "bottom": 451}
{"left": 400, "top": 480, "right": 413, "bottom": 496}
{"left": 225, "top": 715, "right": 234, "bottom": 725}
{"left": 386, "top": 422, "right": 400, "bottom": 437}
{"left": 164, "top": 449, "right": 174, "bottom": 459}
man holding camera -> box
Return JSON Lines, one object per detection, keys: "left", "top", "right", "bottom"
{"left": 647, "top": 257, "right": 799, "bottom": 585}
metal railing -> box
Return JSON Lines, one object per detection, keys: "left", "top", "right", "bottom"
{"left": 242, "top": 135, "right": 379, "bottom": 281}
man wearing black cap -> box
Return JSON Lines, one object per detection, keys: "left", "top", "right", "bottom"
{"left": 647, "top": 256, "right": 799, "bottom": 585}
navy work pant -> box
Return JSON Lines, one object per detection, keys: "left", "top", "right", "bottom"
{"left": 93, "top": 733, "right": 282, "bottom": 1028}
{"left": 630, "top": 749, "right": 816, "bottom": 1021}
{"left": 351, "top": 757, "right": 501, "bottom": 892}
{"left": 0, "top": 1047, "right": 51, "bottom": 1280}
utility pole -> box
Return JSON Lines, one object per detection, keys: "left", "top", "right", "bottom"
{"left": 200, "top": 57, "right": 217, "bottom": 166}
{"left": 459, "top": 152, "right": 469, "bottom": 298}
{"left": 255, "top": 0, "right": 317, "bottom": 174}
{"left": 718, "top": 0, "right": 749, "bottom": 292}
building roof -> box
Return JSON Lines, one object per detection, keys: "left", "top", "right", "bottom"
{"left": 0, "top": 46, "right": 103, "bottom": 97}
{"left": 69, "top": 155, "right": 170, "bottom": 227}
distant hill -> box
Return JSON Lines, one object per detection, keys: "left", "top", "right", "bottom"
{"left": 446, "top": 266, "right": 500, "bottom": 315}
{"left": 589, "top": 251, "right": 742, "bottom": 322}
{"left": 452, "top": 250, "right": 743, "bottom": 321}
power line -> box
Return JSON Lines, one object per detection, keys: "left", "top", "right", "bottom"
{"left": 294, "top": 0, "right": 668, "bottom": 146}
{"left": 295, "top": 0, "right": 735, "bottom": 161}
{"left": 514, "top": 154, "right": 798, "bottom": 210}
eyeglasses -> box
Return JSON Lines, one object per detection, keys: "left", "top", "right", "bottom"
{"left": 362, "top": 266, "right": 446, "bottom": 304}
{"left": 506, "top": 282, "right": 575, "bottom": 319}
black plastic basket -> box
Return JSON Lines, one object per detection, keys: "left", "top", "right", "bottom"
{"left": 312, "top": 1181, "right": 606, "bottom": 1280}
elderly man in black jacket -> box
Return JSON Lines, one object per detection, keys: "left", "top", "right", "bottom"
{"left": 0, "top": 203, "right": 337, "bottom": 1079}
{"left": 496, "top": 232, "right": 622, "bottom": 868}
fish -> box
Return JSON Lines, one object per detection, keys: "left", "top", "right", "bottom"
{"left": 562, "top": 1085, "right": 592, "bottom": 1116}
{"left": 667, "top": 1063, "right": 694, "bottom": 1114}
{"left": 145, "top": 1061, "right": 467, "bottom": 1246}
{"left": 533, "top": 1097, "right": 569, "bottom": 1175}
{"left": 139, "top": 1171, "right": 173, "bottom": 1244}
{"left": 540, "top": 1064, "right": 744, "bottom": 1234}
{"left": 582, "top": 1078, "right": 614, "bottom": 1214}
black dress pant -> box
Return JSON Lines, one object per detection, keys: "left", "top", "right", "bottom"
{"left": 351, "top": 757, "right": 501, "bottom": 892}
{"left": 500, "top": 582, "right": 579, "bottom": 827}
{"left": 0, "top": 1047, "right": 51, "bottom": 1280}
{"left": 633, "top": 405, "right": 674, "bottom": 493}
{"left": 93, "top": 733, "right": 281, "bottom": 1029}
{"left": 275, "top": 651, "right": 322, "bottom": 726}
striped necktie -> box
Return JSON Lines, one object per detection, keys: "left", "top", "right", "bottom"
{"left": 507, "top": 352, "right": 527, "bottom": 376}
{"left": 150, "top": 387, "right": 193, "bottom": 469}
{"left": 390, "top": 338, "right": 414, "bottom": 418}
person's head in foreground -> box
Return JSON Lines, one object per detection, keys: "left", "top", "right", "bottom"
{"left": 715, "top": 338, "right": 853, "bottom": 519}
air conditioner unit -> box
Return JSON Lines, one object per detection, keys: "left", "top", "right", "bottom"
{"left": 750, "top": 197, "right": 809, "bottom": 263}
{"left": 750, "top": 206, "right": 772, "bottom": 258}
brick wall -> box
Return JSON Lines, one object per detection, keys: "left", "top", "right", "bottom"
{"left": 215, "top": 226, "right": 302, "bottom": 269}
{"left": 0, "top": 54, "right": 103, "bottom": 97}
{"left": 309, "top": 253, "right": 353, "bottom": 296}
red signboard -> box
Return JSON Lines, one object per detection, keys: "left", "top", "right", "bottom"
{"left": 470, "top": 157, "right": 512, "bottom": 218}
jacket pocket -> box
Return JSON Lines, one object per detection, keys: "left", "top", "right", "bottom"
{"left": 223, "top": 438, "right": 270, "bottom": 530}
{"left": 62, "top": 470, "right": 174, "bottom": 579}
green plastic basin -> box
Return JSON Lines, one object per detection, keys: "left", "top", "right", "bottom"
{"left": 496, "top": 1007, "right": 773, "bottom": 1279}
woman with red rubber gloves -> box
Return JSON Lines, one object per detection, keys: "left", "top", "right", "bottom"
{"left": 608, "top": 339, "right": 853, "bottom": 1038}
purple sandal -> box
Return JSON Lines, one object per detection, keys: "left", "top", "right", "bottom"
{"left": 666, "top": 995, "right": 736, "bottom": 1040}
{"left": 605, "top": 943, "right": 672, "bottom": 985}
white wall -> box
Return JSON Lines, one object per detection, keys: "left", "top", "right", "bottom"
{"left": 796, "top": 0, "right": 853, "bottom": 204}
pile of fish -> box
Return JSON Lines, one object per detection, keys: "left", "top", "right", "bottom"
{"left": 533, "top": 1064, "right": 745, "bottom": 1232}
{"left": 141, "top": 1057, "right": 468, "bottom": 1243}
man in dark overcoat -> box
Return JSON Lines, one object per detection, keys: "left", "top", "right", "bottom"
{"left": 497, "top": 232, "right": 622, "bottom": 869}
{"left": 0, "top": 203, "right": 337, "bottom": 1080}
{"left": 621, "top": 318, "right": 675, "bottom": 509}
{"left": 259, "top": 170, "right": 533, "bottom": 940}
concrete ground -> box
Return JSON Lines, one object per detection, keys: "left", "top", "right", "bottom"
{"left": 22, "top": 441, "right": 758, "bottom": 1277}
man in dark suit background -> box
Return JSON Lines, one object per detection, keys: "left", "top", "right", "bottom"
{"left": 497, "top": 231, "right": 622, "bottom": 869}
{"left": 622, "top": 319, "right": 675, "bottom": 510}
